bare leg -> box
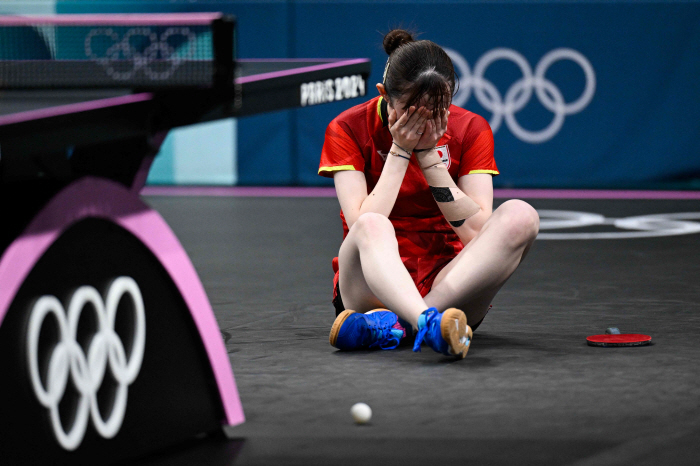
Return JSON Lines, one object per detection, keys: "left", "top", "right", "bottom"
{"left": 424, "top": 200, "right": 540, "bottom": 326}
{"left": 338, "top": 213, "right": 427, "bottom": 328}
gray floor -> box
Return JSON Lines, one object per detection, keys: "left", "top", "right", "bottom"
{"left": 141, "top": 195, "right": 700, "bottom": 466}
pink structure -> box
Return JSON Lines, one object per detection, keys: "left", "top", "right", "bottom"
{"left": 141, "top": 186, "right": 700, "bottom": 200}
{"left": 0, "top": 177, "right": 244, "bottom": 427}
{"left": 0, "top": 13, "right": 225, "bottom": 26}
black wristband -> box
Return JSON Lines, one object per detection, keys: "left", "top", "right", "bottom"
{"left": 390, "top": 150, "right": 411, "bottom": 161}
{"left": 413, "top": 147, "right": 436, "bottom": 153}
{"left": 392, "top": 142, "right": 412, "bottom": 156}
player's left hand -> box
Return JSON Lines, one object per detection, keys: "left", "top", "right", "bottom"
{"left": 414, "top": 108, "right": 449, "bottom": 151}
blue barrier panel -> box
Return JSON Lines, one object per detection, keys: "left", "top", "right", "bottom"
{"left": 53, "top": 1, "right": 700, "bottom": 188}
{"left": 292, "top": 1, "right": 700, "bottom": 188}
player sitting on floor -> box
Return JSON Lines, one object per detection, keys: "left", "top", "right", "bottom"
{"left": 319, "top": 29, "right": 540, "bottom": 359}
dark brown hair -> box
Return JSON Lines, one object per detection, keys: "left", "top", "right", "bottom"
{"left": 382, "top": 29, "right": 457, "bottom": 117}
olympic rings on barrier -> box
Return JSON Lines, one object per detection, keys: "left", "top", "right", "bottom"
{"left": 27, "top": 277, "right": 146, "bottom": 451}
{"left": 445, "top": 48, "right": 596, "bottom": 143}
{"left": 85, "top": 27, "right": 197, "bottom": 80}
{"left": 537, "top": 210, "right": 700, "bottom": 240}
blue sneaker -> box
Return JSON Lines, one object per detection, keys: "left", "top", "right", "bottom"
{"left": 329, "top": 309, "right": 406, "bottom": 350}
{"left": 413, "top": 308, "right": 472, "bottom": 358}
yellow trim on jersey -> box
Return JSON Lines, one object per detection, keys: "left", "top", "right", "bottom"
{"left": 318, "top": 165, "right": 356, "bottom": 174}
{"left": 467, "top": 169, "right": 500, "bottom": 175}
{"left": 377, "top": 96, "right": 384, "bottom": 123}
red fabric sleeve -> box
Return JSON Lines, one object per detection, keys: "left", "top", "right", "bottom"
{"left": 458, "top": 115, "right": 499, "bottom": 178}
{"left": 318, "top": 119, "right": 364, "bottom": 178}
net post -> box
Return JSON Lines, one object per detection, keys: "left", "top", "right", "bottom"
{"left": 212, "top": 15, "right": 236, "bottom": 89}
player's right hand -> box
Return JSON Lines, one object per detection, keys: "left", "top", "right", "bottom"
{"left": 388, "top": 106, "right": 429, "bottom": 154}
{"left": 415, "top": 108, "right": 449, "bottom": 152}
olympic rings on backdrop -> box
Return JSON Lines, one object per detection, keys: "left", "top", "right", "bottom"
{"left": 85, "top": 27, "right": 196, "bottom": 80}
{"left": 27, "top": 277, "right": 146, "bottom": 451}
{"left": 536, "top": 210, "right": 700, "bottom": 240}
{"left": 445, "top": 48, "right": 596, "bottom": 143}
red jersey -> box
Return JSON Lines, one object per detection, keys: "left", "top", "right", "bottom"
{"left": 319, "top": 96, "right": 498, "bottom": 295}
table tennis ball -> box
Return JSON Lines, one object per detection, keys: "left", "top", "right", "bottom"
{"left": 351, "top": 402, "right": 372, "bottom": 424}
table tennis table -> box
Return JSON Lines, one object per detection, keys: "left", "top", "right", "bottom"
{"left": 0, "top": 13, "right": 370, "bottom": 465}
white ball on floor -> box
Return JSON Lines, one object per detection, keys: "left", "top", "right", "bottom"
{"left": 351, "top": 402, "right": 372, "bottom": 424}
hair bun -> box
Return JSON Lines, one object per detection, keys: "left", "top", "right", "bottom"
{"left": 383, "top": 29, "right": 415, "bottom": 55}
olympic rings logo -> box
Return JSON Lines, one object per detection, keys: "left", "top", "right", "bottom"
{"left": 85, "top": 27, "right": 197, "bottom": 80}
{"left": 445, "top": 48, "right": 596, "bottom": 143}
{"left": 27, "top": 277, "right": 146, "bottom": 451}
{"left": 537, "top": 210, "right": 700, "bottom": 240}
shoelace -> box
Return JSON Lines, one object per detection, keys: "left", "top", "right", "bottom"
{"left": 412, "top": 308, "right": 438, "bottom": 352}
{"left": 367, "top": 321, "right": 400, "bottom": 350}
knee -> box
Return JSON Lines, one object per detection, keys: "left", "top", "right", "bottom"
{"left": 494, "top": 200, "right": 540, "bottom": 247}
{"left": 351, "top": 213, "right": 396, "bottom": 246}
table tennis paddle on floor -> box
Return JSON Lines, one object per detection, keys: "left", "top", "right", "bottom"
{"left": 586, "top": 327, "right": 652, "bottom": 347}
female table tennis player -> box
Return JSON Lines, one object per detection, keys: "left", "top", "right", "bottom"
{"left": 319, "top": 30, "right": 539, "bottom": 359}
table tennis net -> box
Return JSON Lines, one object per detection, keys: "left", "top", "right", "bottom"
{"left": 0, "top": 14, "right": 235, "bottom": 89}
